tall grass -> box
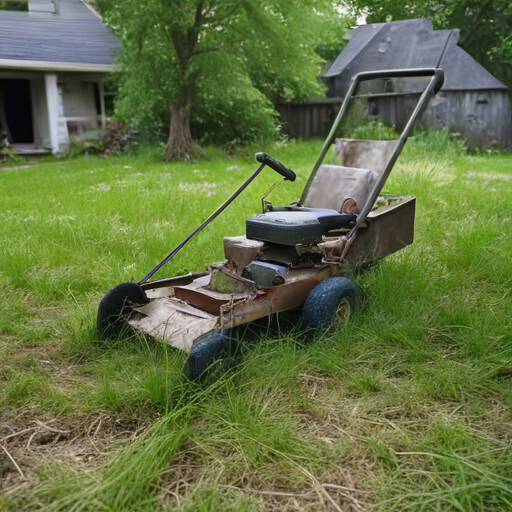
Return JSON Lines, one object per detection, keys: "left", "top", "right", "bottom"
{"left": 404, "top": 125, "right": 467, "bottom": 159}
{"left": 2, "top": 137, "right": 512, "bottom": 510}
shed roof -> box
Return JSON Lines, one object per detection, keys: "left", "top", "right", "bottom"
{"left": 0, "top": 0, "right": 120, "bottom": 72}
{"left": 324, "top": 18, "right": 507, "bottom": 97}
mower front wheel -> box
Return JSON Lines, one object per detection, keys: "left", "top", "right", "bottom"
{"left": 184, "top": 328, "right": 236, "bottom": 382}
{"left": 301, "top": 277, "right": 364, "bottom": 338}
{"left": 97, "top": 282, "right": 149, "bottom": 339}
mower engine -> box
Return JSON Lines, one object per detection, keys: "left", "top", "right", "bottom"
{"left": 246, "top": 208, "right": 356, "bottom": 246}
{"left": 214, "top": 207, "right": 358, "bottom": 288}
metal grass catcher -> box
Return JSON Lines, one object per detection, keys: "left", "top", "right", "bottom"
{"left": 97, "top": 68, "right": 445, "bottom": 381}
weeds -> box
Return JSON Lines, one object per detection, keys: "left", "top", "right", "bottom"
{"left": 404, "top": 126, "right": 467, "bottom": 159}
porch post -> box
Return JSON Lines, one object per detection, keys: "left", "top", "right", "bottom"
{"left": 44, "top": 72, "right": 59, "bottom": 153}
{"left": 98, "top": 81, "right": 106, "bottom": 129}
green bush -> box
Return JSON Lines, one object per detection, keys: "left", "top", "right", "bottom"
{"left": 351, "top": 119, "right": 399, "bottom": 141}
{"left": 191, "top": 66, "right": 280, "bottom": 148}
{"left": 405, "top": 125, "right": 467, "bottom": 158}
{"left": 336, "top": 99, "right": 399, "bottom": 141}
{"left": 0, "top": 131, "right": 19, "bottom": 162}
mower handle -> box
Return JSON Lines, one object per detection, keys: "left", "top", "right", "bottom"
{"left": 255, "top": 152, "right": 296, "bottom": 182}
{"left": 139, "top": 152, "right": 295, "bottom": 284}
{"left": 353, "top": 67, "right": 445, "bottom": 95}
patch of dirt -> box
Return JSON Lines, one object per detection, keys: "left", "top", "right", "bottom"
{"left": 151, "top": 375, "right": 372, "bottom": 512}
{"left": 0, "top": 411, "right": 149, "bottom": 492}
{"left": 157, "top": 448, "right": 370, "bottom": 512}
{"left": 0, "top": 159, "right": 50, "bottom": 172}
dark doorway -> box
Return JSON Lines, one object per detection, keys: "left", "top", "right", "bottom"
{"left": 0, "top": 78, "right": 34, "bottom": 143}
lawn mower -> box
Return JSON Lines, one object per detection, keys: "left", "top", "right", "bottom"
{"left": 97, "top": 68, "right": 445, "bottom": 380}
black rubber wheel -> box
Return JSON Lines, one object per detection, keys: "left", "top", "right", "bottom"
{"left": 97, "top": 282, "right": 149, "bottom": 339}
{"left": 184, "top": 328, "right": 235, "bottom": 381}
{"left": 301, "top": 277, "right": 364, "bottom": 338}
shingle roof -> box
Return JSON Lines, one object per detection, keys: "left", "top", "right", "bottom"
{"left": 0, "top": 0, "right": 120, "bottom": 71}
{"left": 323, "top": 18, "right": 507, "bottom": 97}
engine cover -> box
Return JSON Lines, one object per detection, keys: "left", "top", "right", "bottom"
{"left": 246, "top": 208, "right": 356, "bottom": 246}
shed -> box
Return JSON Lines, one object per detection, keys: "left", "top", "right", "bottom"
{"left": 0, "top": 0, "right": 120, "bottom": 154}
{"left": 322, "top": 18, "right": 511, "bottom": 148}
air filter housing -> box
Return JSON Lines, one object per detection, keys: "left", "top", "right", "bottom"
{"left": 246, "top": 208, "right": 356, "bottom": 246}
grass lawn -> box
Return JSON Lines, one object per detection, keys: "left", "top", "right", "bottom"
{"left": 1, "top": 139, "right": 512, "bottom": 510}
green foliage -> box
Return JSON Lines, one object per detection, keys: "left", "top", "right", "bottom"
{"left": 190, "top": 52, "right": 280, "bottom": 146}
{"left": 347, "top": 0, "right": 458, "bottom": 26}
{"left": 0, "top": 0, "right": 27, "bottom": 11}
{"left": 66, "top": 120, "right": 132, "bottom": 158}
{"left": 404, "top": 125, "right": 467, "bottom": 158}
{"left": 96, "top": 0, "right": 351, "bottom": 149}
{"left": 98, "top": 118, "right": 132, "bottom": 153}
{"left": 494, "top": 33, "right": 512, "bottom": 66}
{"left": 334, "top": 98, "right": 467, "bottom": 156}
{"left": 335, "top": 98, "right": 399, "bottom": 141}
{"left": 351, "top": 119, "right": 398, "bottom": 141}
{"left": 313, "top": 9, "right": 355, "bottom": 62}
{"left": 0, "top": 131, "right": 19, "bottom": 162}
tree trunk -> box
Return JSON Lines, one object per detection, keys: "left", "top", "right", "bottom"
{"left": 163, "top": 106, "right": 199, "bottom": 161}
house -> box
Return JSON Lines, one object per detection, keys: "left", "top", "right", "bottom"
{"left": 0, "top": 0, "right": 120, "bottom": 154}
{"left": 280, "top": 18, "right": 511, "bottom": 148}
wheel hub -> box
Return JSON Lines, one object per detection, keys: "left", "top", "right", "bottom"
{"left": 336, "top": 299, "right": 351, "bottom": 323}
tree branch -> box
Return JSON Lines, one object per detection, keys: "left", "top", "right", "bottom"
{"left": 460, "top": 2, "right": 490, "bottom": 47}
{"left": 187, "top": 0, "right": 205, "bottom": 53}
{"left": 202, "top": 6, "right": 239, "bottom": 29}
{"left": 192, "top": 43, "right": 224, "bottom": 56}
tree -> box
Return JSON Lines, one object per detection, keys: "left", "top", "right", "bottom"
{"left": 97, "top": 0, "right": 351, "bottom": 160}
{"left": 347, "top": 0, "right": 512, "bottom": 91}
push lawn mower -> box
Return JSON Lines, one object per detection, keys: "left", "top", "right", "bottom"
{"left": 97, "top": 68, "right": 445, "bottom": 380}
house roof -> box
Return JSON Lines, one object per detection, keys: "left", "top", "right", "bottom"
{"left": 323, "top": 18, "right": 507, "bottom": 97}
{"left": 0, "top": 0, "right": 120, "bottom": 72}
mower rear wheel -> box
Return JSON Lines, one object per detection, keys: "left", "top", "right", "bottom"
{"left": 184, "top": 328, "right": 235, "bottom": 381}
{"left": 301, "top": 277, "right": 364, "bottom": 338}
{"left": 97, "top": 282, "right": 149, "bottom": 339}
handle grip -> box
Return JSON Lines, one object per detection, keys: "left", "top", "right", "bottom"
{"left": 354, "top": 68, "right": 445, "bottom": 95}
{"left": 255, "top": 152, "right": 296, "bottom": 182}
